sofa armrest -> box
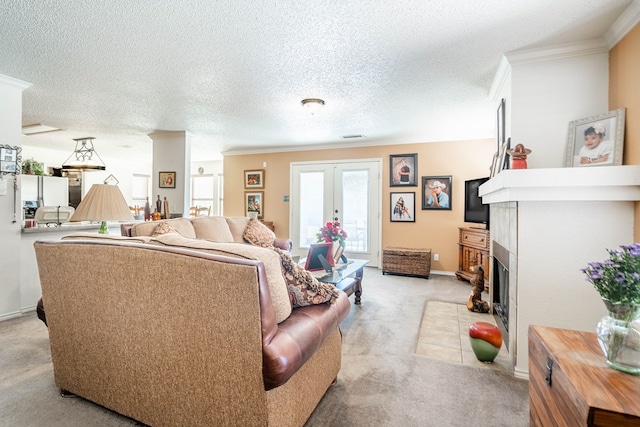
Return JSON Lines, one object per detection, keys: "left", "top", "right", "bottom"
{"left": 274, "top": 238, "right": 292, "bottom": 251}
{"left": 261, "top": 291, "right": 350, "bottom": 390}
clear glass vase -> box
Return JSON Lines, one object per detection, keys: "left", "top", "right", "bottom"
{"left": 596, "top": 300, "right": 640, "bottom": 375}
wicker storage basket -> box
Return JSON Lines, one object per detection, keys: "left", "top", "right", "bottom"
{"left": 382, "top": 247, "right": 431, "bottom": 279}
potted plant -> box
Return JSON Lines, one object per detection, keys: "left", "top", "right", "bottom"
{"left": 22, "top": 158, "right": 45, "bottom": 175}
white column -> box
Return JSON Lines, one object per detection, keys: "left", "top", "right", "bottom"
{"left": 148, "top": 131, "right": 192, "bottom": 217}
{"left": 0, "top": 74, "right": 32, "bottom": 319}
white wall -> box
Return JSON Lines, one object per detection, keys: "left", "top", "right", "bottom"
{"left": 0, "top": 75, "right": 31, "bottom": 319}
{"left": 509, "top": 47, "right": 609, "bottom": 168}
{"left": 150, "top": 131, "right": 192, "bottom": 216}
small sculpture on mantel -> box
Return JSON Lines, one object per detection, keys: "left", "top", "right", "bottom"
{"left": 467, "top": 265, "right": 490, "bottom": 313}
{"left": 507, "top": 143, "right": 532, "bottom": 169}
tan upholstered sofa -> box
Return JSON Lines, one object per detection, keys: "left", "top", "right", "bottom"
{"left": 34, "top": 227, "right": 350, "bottom": 426}
{"left": 121, "top": 216, "right": 292, "bottom": 251}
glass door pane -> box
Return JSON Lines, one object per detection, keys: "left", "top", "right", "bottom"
{"left": 298, "top": 171, "right": 325, "bottom": 248}
{"left": 340, "top": 169, "right": 369, "bottom": 253}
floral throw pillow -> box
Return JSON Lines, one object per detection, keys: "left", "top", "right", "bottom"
{"left": 151, "top": 221, "right": 179, "bottom": 237}
{"left": 271, "top": 247, "right": 340, "bottom": 308}
{"left": 243, "top": 218, "right": 276, "bottom": 248}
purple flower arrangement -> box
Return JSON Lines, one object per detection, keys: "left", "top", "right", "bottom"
{"left": 582, "top": 243, "right": 640, "bottom": 305}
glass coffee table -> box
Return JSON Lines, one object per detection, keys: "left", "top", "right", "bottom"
{"left": 304, "top": 259, "right": 369, "bottom": 305}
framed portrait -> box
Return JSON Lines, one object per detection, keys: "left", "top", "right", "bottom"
{"left": 390, "top": 153, "right": 417, "bottom": 187}
{"left": 159, "top": 171, "right": 176, "bottom": 188}
{"left": 390, "top": 192, "right": 415, "bottom": 222}
{"left": 489, "top": 153, "right": 499, "bottom": 178}
{"left": 494, "top": 140, "right": 509, "bottom": 176}
{"left": 501, "top": 138, "right": 511, "bottom": 171}
{"left": 0, "top": 145, "right": 21, "bottom": 175}
{"left": 565, "top": 108, "right": 625, "bottom": 167}
{"left": 422, "top": 176, "right": 452, "bottom": 210}
{"left": 245, "top": 191, "right": 264, "bottom": 219}
{"left": 304, "top": 242, "right": 333, "bottom": 272}
{"left": 244, "top": 169, "right": 265, "bottom": 189}
{"left": 496, "top": 98, "right": 505, "bottom": 152}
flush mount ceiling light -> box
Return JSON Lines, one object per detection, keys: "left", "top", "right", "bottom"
{"left": 62, "top": 137, "right": 106, "bottom": 171}
{"left": 301, "top": 98, "right": 325, "bottom": 114}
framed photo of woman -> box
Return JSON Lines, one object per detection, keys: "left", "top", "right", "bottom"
{"left": 390, "top": 192, "right": 415, "bottom": 222}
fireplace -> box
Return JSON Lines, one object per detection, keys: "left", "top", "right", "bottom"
{"left": 492, "top": 241, "right": 509, "bottom": 350}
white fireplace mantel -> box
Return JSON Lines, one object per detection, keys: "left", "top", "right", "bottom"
{"left": 479, "top": 165, "right": 640, "bottom": 203}
{"left": 477, "top": 164, "right": 639, "bottom": 378}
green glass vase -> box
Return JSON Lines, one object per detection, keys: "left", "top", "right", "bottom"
{"left": 596, "top": 300, "right": 640, "bottom": 375}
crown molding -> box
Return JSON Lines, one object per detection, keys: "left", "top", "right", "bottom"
{"left": 604, "top": 0, "right": 640, "bottom": 48}
{"left": 489, "top": 55, "right": 511, "bottom": 103}
{"left": 504, "top": 38, "right": 609, "bottom": 66}
{"left": 0, "top": 74, "right": 32, "bottom": 91}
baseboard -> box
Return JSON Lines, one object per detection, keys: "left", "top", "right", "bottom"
{"left": 0, "top": 306, "right": 36, "bottom": 323}
{"left": 429, "top": 270, "right": 456, "bottom": 277}
{"left": 0, "top": 311, "right": 23, "bottom": 322}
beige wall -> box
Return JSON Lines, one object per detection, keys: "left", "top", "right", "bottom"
{"left": 609, "top": 22, "right": 640, "bottom": 242}
{"left": 224, "top": 138, "right": 493, "bottom": 273}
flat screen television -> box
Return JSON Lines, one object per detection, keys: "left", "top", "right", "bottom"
{"left": 464, "top": 177, "right": 490, "bottom": 228}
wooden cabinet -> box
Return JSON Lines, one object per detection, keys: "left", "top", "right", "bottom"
{"left": 455, "top": 227, "right": 490, "bottom": 288}
{"left": 529, "top": 325, "right": 640, "bottom": 426}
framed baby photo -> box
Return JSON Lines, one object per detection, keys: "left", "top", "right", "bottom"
{"left": 422, "top": 176, "right": 452, "bottom": 210}
{"left": 390, "top": 192, "right": 415, "bottom": 222}
{"left": 389, "top": 153, "right": 417, "bottom": 187}
{"left": 244, "top": 169, "right": 265, "bottom": 189}
{"left": 245, "top": 191, "right": 264, "bottom": 219}
{"left": 159, "top": 171, "right": 176, "bottom": 188}
{"left": 565, "top": 108, "right": 625, "bottom": 167}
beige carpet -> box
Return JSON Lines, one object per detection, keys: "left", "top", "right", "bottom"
{"left": 0, "top": 268, "right": 529, "bottom": 426}
{"left": 416, "top": 301, "right": 511, "bottom": 374}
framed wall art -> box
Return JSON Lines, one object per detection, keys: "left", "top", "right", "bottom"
{"left": 245, "top": 191, "right": 264, "bottom": 219}
{"left": 0, "top": 145, "right": 21, "bottom": 175}
{"left": 496, "top": 98, "right": 505, "bottom": 152}
{"left": 390, "top": 192, "right": 415, "bottom": 222}
{"left": 389, "top": 153, "right": 417, "bottom": 186}
{"left": 489, "top": 152, "right": 499, "bottom": 178}
{"left": 159, "top": 171, "right": 176, "bottom": 188}
{"left": 244, "top": 169, "right": 265, "bottom": 189}
{"left": 565, "top": 108, "right": 625, "bottom": 167}
{"left": 422, "top": 176, "right": 452, "bottom": 210}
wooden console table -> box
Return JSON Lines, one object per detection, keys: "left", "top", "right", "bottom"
{"left": 455, "top": 227, "right": 490, "bottom": 289}
{"left": 529, "top": 325, "right": 640, "bottom": 426}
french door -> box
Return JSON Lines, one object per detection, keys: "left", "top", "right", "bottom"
{"left": 290, "top": 159, "right": 381, "bottom": 266}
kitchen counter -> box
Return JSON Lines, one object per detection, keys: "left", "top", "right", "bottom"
{"left": 21, "top": 222, "right": 137, "bottom": 234}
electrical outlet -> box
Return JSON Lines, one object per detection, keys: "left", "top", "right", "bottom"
{"left": 434, "top": 253, "right": 439, "bottom": 261}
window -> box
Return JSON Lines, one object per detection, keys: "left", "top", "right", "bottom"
{"left": 131, "top": 174, "right": 150, "bottom": 208}
{"left": 191, "top": 174, "right": 214, "bottom": 215}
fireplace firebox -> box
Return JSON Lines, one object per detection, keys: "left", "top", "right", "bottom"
{"left": 492, "top": 241, "right": 509, "bottom": 350}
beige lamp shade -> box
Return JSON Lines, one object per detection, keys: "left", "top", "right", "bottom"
{"left": 70, "top": 184, "right": 134, "bottom": 223}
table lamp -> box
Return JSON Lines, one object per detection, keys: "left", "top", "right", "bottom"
{"left": 69, "top": 184, "right": 134, "bottom": 234}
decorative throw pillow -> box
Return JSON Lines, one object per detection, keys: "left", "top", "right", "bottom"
{"left": 152, "top": 221, "right": 179, "bottom": 237}
{"left": 243, "top": 218, "right": 276, "bottom": 248}
{"left": 271, "top": 247, "right": 340, "bottom": 308}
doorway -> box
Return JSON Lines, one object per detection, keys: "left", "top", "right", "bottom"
{"left": 290, "top": 159, "right": 381, "bottom": 265}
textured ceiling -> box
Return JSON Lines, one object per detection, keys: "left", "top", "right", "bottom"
{"left": 1, "top": 0, "right": 634, "bottom": 162}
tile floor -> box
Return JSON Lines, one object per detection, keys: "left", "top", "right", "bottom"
{"left": 415, "top": 300, "right": 511, "bottom": 373}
